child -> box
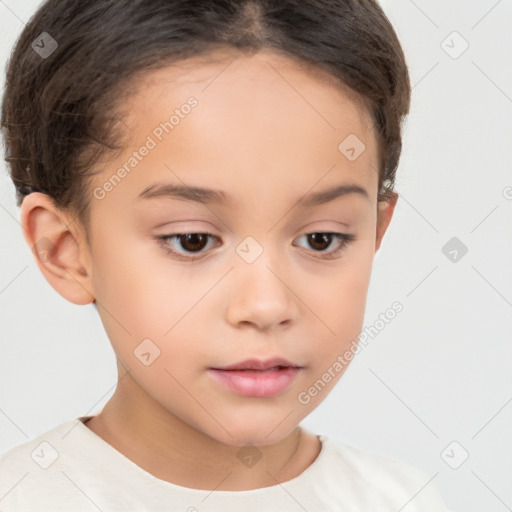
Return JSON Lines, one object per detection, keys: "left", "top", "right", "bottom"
{"left": 0, "top": 0, "right": 451, "bottom": 510}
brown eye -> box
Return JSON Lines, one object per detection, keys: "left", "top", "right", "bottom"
{"left": 307, "top": 233, "right": 334, "bottom": 251}
{"left": 294, "top": 232, "right": 355, "bottom": 259}
{"left": 157, "top": 232, "right": 218, "bottom": 259}
{"left": 177, "top": 233, "right": 209, "bottom": 253}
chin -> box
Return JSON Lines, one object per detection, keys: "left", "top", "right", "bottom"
{"left": 203, "top": 414, "right": 298, "bottom": 448}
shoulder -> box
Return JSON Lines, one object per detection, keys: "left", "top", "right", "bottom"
{"left": 0, "top": 418, "right": 87, "bottom": 510}
{"left": 317, "top": 435, "right": 450, "bottom": 511}
{"left": 0, "top": 418, "right": 76, "bottom": 470}
{"left": 322, "top": 435, "right": 428, "bottom": 485}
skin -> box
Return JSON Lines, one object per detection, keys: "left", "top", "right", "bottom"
{"left": 20, "top": 49, "right": 397, "bottom": 491}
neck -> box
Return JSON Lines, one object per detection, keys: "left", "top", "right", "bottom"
{"left": 84, "top": 362, "right": 321, "bottom": 491}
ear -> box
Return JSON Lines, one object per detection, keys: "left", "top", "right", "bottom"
{"left": 375, "top": 192, "right": 398, "bottom": 252}
{"left": 19, "top": 192, "right": 95, "bottom": 305}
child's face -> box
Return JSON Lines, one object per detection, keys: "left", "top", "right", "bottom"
{"left": 71, "top": 50, "right": 393, "bottom": 446}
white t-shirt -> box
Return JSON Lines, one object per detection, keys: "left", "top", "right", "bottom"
{"left": 0, "top": 416, "right": 450, "bottom": 511}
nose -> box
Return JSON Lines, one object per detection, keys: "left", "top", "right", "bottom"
{"left": 225, "top": 247, "right": 300, "bottom": 333}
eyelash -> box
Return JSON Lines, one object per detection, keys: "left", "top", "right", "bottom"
{"left": 155, "top": 231, "right": 356, "bottom": 261}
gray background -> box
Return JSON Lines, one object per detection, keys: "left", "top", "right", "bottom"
{"left": 1, "top": 1, "right": 511, "bottom": 511}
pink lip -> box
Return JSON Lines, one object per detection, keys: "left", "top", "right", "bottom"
{"left": 209, "top": 358, "right": 302, "bottom": 398}
{"left": 209, "top": 368, "right": 301, "bottom": 397}
{"left": 213, "top": 357, "right": 300, "bottom": 371}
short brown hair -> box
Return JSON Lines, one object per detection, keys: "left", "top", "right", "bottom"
{"left": 1, "top": 0, "right": 410, "bottom": 230}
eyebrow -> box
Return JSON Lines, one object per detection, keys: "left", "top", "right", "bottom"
{"left": 136, "top": 182, "right": 370, "bottom": 207}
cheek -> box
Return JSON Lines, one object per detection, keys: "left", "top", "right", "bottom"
{"left": 321, "top": 242, "right": 375, "bottom": 318}
{"left": 90, "top": 226, "right": 185, "bottom": 319}
{"left": 293, "top": 245, "right": 375, "bottom": 408}
{"left": 305, "top": 239, "right": 375, "bottom": 358}
{"left": 90, "top": 232, "right": 219, "bottom": 372}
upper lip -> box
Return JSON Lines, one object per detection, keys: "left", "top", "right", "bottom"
{"left": 211, "top": 358, "right": 302, "bottom": 371}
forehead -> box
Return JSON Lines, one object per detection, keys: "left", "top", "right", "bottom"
{"left": 92, "top": 49, "right": 379, "bottom": 211}
{"left": 125, "top": 49, "right": 373, "bottom": 139}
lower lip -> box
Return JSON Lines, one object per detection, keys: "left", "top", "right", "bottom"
{"left": 209, "top": 367, "right": 301, "bottom": 398}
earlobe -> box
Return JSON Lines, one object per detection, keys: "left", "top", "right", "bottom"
{"left": 19, "top": 192, "right": 95, "bottom": 305}
{"left": 375, "top": 192, "right": 398, "bottom": 252}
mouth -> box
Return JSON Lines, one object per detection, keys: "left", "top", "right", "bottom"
{"left": 208, "top": 358, "right": 303, "bottom": 398}
{"left": 212, "top": 357, "right": 301, "bottom": 372}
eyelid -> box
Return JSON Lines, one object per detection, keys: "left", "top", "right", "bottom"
{"left": 152, "top": 219, "right": 219, "bottom": 230}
